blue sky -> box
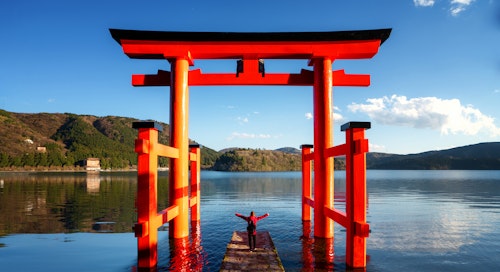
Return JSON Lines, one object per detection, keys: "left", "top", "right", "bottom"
{"left": 1, "top": 0, "right": 499, "bottom": 154}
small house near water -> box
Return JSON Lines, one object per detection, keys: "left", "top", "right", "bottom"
{"left": 85, "top": 158, "right": 101, "bottom": 171}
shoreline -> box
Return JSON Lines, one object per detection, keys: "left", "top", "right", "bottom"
{"left": 0, "top": 169, "right": 138, "bottom": 174}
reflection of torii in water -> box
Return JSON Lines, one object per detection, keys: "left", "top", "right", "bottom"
{"left": 110, "top": 27, "right": 391, "bottom": 270}
{"left": 235, "top": 211, "right": 269, "bottom": 251}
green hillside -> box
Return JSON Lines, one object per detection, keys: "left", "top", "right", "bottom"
{"left": 1, "top": 109, "right": 499, "bottom": 171}
{"left": 211, "top": 148, "right": 345, "bottom": 171}
{"left": 0, "top": 110, "right": 217, "bottom": 170}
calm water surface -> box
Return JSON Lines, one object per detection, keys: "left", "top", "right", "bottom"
{"left": 0, "top": 170, "right": 499, "bottom": 271}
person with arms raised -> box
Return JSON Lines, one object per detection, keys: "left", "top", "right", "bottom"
{"left": 235, "top": 211, "right": 269, "bottom": 251}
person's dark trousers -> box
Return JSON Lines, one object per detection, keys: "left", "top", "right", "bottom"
{"left": 247, "top": 232, "right": 256, "bottom": 250}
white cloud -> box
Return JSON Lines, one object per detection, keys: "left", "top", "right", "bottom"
{"left": 333, "top": 112, "right": 344, "bottom": 121}
{"left": 414, "top": 0, "right": 435, "bottom": 7}
{"left": 494, "top": 89, "right": 500, "bottom": 94}
{"left": 413, "top": 0, "right": 475, "bottom": 16}
{"left": 226, "top": 132, "right": 272, "bottom": 141}
{"left": 333, "top": 106, "right": 344, "bottom": 121}
{"left": 348, "top": 95, "right": 500, "bottom": 137}
{"left": 451, "top": 0, "right": 474, "bottom": 4}
{"left": 450, "top": 0, "right": 476, "bottom": 16}
{"left": 48, "top": 98, "right": 56, "bottom": 103}
{"left": 450, "top": 6, "right": 465, "bottom": 16}
{"left": 305, "top": 107, "right": 344, "bottom": 121}
{"left": 369, "top": 142, "right": 386, "bottom": 152}
{"left": 237, "top": 117, "right": 249, "bottom": 123}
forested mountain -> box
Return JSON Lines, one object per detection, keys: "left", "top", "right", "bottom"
{"left": 1, "top": 110, "right": 499, "bottom": 171}
{"left": 0, "top": 110, "right": 217, "bottom": 170}
{"left": 211, "top": 148, "right": 345, "bottom": 171}
{"left": 366, "top": 142, "right": 500, "bottom": 170}
{"left": 212, "top": 144, "right": 500, "bottom": 171}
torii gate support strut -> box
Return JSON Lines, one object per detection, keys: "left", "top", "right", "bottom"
{"left": 110, "top": 28, "right": 391, "bottom": 270}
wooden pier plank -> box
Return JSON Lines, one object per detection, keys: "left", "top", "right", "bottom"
{"left": 220, "top": 231, "right": 284, "bottom": 272}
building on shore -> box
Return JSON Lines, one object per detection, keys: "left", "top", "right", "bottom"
{"left": 85, "top": 158, "right": 101, "bottom": 171}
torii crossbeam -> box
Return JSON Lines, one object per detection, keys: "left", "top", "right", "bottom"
{"left": 110, "top": 28, "right": 391, "bottom": 270}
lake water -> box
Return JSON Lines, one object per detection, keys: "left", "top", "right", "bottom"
{"left": 0, "top": 170, "right": 499, "bottom": 271}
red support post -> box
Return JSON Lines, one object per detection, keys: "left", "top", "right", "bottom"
{"left": 312, "top": 58, "right": 334, "bottom": 239}
{"left": 133, "top": 121, "right": 163, "bottom": 269}
{"left": 301, "top": 144, "right": 313, "bottom": 221}
{"left": 342, "top": 121, "right": 371, "bottom": 268}
{"left": 189, "top": 144, "right": 201, "bottom": 222}
{"left": 169, "top": 58, "right": 191, "bottom": 239}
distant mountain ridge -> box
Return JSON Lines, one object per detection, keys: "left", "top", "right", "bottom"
{"left": 0, "top": 109, "right": 498, "bottom": 170}
{"left": 276, "top": 147, "right": 301, "bottom": 155}
{"left": 366, "top": 142, "right": 500, "bottom": 170}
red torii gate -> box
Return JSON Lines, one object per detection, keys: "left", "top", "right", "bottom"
{"left": 110, "top": 28, "right": 390, "bottom": 270}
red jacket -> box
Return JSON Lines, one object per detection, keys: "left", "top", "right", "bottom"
{"left": 235, "top": 213, "right": 269, "bottom": 235}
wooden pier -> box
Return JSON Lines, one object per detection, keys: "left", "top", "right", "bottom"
{"left": 220, "top": 231, "right": 284, "bottom": 271}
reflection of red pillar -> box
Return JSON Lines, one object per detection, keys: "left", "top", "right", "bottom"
{"left": 169, "top": 58, "right": 190, "bottom": 239}
{"left": 169, "top": 222, "right": 204, "bottom": 271}
{"left": 190, "top": 221, "right": 205, "bottom": 270}
{"left": 343, "top": 122, "right": 370, "bottom": 268}
{"left": 301, "top": 221, "right": 314, "bottom": 271}
{"left": 312, "top": 58, "right": 334, "bottom": 238}
{"left": 312, "top": 237, "right": 335, "bottom": 270}
{"left": 301, "top": 144, "right": 313, "bottom": 221}
{"left": 134, "top": 123, "right": 161, "bottom": 268}
{"left": 168, "top": 237, "right": 190, "bottom": 271}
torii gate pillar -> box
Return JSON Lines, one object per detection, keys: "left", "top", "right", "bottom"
{"left": 168, "top": 58, "right": 190, "bottom": 239}
{"left": 312, "top": 58, "right": 334, "bottom": 238}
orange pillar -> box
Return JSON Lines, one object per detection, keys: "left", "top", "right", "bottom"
{"left": 133, "top": 122, "right": 163, "bottom": 268}
{"left": 190, "top": 144, "right": 201, "bottom": 222}
{"left": 301, "top": 144, "right": 313, "bottom": 221}
{"left": 312, "top": 58, "right": 334, "bottom": 238}
{"left": 343, "top": 122, "right": 370, "bottom": 268}
{"left": 169, "top": 58, "right": 190, "bottom": 239}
